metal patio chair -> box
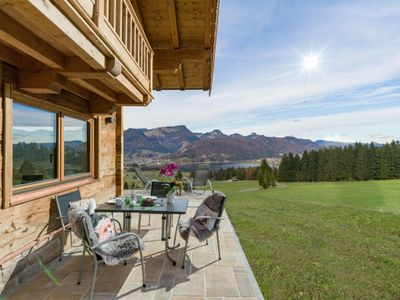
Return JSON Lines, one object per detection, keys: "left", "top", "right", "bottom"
{"left": 55, "top": 190, "right": 82, "bottom": 261}
{"left": 178, "top": 192, "right": 226, "bottom": 268}
{"left": 183, "top": 169, "right": 214, "bottom": 195}
{"left": 131, "top": 163, "right": 157, "bottom": 193}
{"left": 68, "top": 203, "right": 145, "bottom": 300}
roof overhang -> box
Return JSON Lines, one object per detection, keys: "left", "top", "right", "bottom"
{"left": 136, "top": 0, "right": 219, "bottom": 92}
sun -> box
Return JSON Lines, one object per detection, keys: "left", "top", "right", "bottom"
{"left": 303, "top": 54, "right": 319, "bottom": 71}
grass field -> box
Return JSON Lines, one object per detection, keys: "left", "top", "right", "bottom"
{"left": 213, "top": 180, "right": 400, "bottom": 299}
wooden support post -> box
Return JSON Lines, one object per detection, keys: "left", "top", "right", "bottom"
{"left": 58, "top": 113, "right": 65, "bottom": 181}
{"left": 115, "top": 107, "right": 124, "bottom": 196}
{"left": 2, "top": 82, "right": 12, "bottom": 209}
{"left": 94, "top": 117, "right": 101, "bottom": 179}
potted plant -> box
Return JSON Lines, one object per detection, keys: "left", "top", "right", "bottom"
{"left": 160, "top": 162, "right": 179, "bottom": 203}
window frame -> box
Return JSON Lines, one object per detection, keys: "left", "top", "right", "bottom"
{"left": 8, "top": 93, "right": 95, "bottom": 202}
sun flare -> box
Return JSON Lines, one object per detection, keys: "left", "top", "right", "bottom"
{"left": 303, "top": 54, "right": 319, "bottom": 71}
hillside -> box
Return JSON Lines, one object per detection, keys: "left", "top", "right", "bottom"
{"left": 124, "top": 125, "right": 333, "bottom": 161}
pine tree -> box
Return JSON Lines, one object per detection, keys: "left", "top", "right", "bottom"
{"left": 258, "top": 159, "right": 273, "bottom": 189}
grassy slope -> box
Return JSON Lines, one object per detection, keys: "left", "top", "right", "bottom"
{"left": 213, "top": 180, "right": 400, "bottom": 299}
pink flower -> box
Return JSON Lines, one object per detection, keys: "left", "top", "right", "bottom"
{"left": 165, "top": 169, "right": 174, "bottom": 176}
{"left": 168, "top": 162, "right": 178, "bottom": 170}
{"left": 160, "top": 162, "right": 179, "bottom": 177}
{"left": 159, "top": 167, "right": 167, "bottom": 176}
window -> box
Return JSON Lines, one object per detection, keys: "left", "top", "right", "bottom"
{"left": 13, "top": 103, "right": 57, "bottom": 186}
{"left": 11, "top": 101, "right": 92, "bottom": 190}
{"left": 64, "top": 116, "right": 89, "bottom": 176}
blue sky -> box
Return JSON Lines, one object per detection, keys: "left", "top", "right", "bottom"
{"left": 124, "top": 0, "right": 400, "bottom": 143}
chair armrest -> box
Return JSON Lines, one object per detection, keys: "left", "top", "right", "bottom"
{"left": 182, "top": 177, "right": 193, "bottom": 186}
{"left": 91, "top": 232, "right": 141, "bottom": 250}
{"left": 145, "top": 179, "right": 158, "bottom": 194}
{"left": 110, "top": 218, "right": 122, "bottom": 232}
{"left": 194, "top": 216, "right": 224, "bottom": 221}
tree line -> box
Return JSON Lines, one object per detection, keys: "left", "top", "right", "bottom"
{"left": 278, "top": 142, "right": 400, "bottom": 182}
{"left": 208, "top": 166, "right": 260, "bottom": 181}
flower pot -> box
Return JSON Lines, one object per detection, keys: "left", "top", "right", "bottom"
{"left": 166, "top": 190, "right": 176, "bottom": 203}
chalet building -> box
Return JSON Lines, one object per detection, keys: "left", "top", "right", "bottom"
{"left": 0, "top": 0, "right": 218, "bottom": 292}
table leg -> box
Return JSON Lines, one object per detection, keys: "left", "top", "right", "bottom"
{"left": 164, "top": 214, "right": 177, "bottom": 266}
{"left": 161, "top": 214, "right": 166, "bottom": 241}
{"left": 166, "top": 215, "right": 180, "bottom": 250}
{"left": 138, "top": 213, "right": 142, "bottom": 236}
{"left": 123, "top": 212, "right": 131, "bottom": 232}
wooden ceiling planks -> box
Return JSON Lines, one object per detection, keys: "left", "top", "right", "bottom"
{"left": 136, "top": 0, "right": 219, "bottom": 92}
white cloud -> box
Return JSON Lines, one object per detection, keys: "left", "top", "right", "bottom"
{"left": 226, "top": 106, "right": 400, "bottom": 143}
{"left": 124, "top": 0, "right": 400, "bottom": 143}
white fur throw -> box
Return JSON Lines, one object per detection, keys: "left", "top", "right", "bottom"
{"left": 68, "top": 204, "right": 143, "bottom": 266}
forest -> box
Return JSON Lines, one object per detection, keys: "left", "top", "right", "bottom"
{"left": 208, "top": 166, "right": 262, "bottom": 181}
{"left": 278, "top": 141, "right": 400, "bottom": 182}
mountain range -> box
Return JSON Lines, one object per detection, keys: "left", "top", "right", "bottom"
{"left": 124, "top": 125, "right": 349, "bottom": 162}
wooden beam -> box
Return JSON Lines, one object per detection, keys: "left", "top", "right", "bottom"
{"left": 13, "top": 90, "right": 91, "bottom": 116}
{"left": 106, "top": 73, "right": 144, "bottom": 103}
{"left": 106, "top": 57, "right": 122, "bottom": 76}
{"left": 60, "top": 79, "right": 92, "bottom": 100}
{"left": 60, "top": 69, "right": 145, "bottom": 102}
{"left": 0, "top": 44, "right": 23, "bottom": 68}
{"left": 0, "top": 10, "right": 64, "bottom": 68}
{"left": 154, "top": 73, "right": 161, "bottom": 91}
{"left": 154, "top": 49, "right": 209, "bottom": 61}
{"left": 19, "top": 72, "right": 65, "bottom": 94}
{"left": 177, "top": 63, "right": 185, "bottom": 90}
{"left": 117, "top": 94, "right": 146, "bottom": 106}
{"left": 18, "top": 71, "right": 91, "bottom": 99}
{"left": 167, "top": 0, "right": 180, "bottom": 48}
{"left": 204, "top": 0, "right": 212, "bottom": 48}
{"left": 60, "top": 56, "right": 121, "bottom": 78}
{"left": 89, "top": 95, "right": 117, "bottom": 115}
{"left": 154, "top": 59, "right": 180, "bottom": 72}
{"left": 70, "top": 78, "right": 117, "bottom": 102}
{"left": 203, "top": 51, "right": 210, "bottom": 90}
{"left": 2, "top": 0, "right": 106, "bottom": 70}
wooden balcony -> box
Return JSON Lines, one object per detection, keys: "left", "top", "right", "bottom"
{"left": 0, "top": 0, "right": 154, "bottom": 112}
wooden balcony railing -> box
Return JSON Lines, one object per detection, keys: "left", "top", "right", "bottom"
{"left": 66, "top": 0, "right": 153, "bottom": 94}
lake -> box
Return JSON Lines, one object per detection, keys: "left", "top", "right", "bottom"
{"left": 138, "top": 162, "right": 260, "bottom": 171}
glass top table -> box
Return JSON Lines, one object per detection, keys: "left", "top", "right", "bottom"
{"left": 96, "top": 198, "right": 189, "bottom": 266}
{"left": 96, "top": 198, "right": 189, "bottom": 215}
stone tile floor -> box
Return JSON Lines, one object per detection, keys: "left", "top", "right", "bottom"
{"left": 3, "top": 192, "right": 263, "bottom": 300}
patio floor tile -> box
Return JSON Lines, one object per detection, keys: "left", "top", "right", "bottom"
{"left": 205, "top": 266, "right": 240, "bottom": 297}
{"left": 2, "top": 191, "right": 262, "bottom": 300}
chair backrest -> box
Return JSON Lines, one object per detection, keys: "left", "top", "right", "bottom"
{"left": 131, "top": 163, "right": 148, "bottom": 185}
{"left": 201, "top": 192, "right": 227, "bottom": 227}
{"left": 150, "top": 181, "right": 168, "bottom": 198}
{"left": 193, "top": 169, "right": 209, "bottom": 186}
{"left": 68, "top": 204, "right": 96, "bottom": 248}
{"left": 56, "top": 190, "right": 82, "bottom": 230}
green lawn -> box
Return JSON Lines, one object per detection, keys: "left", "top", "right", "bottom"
{"left": 213, "top": 180, "right": 400, "bottom": 299}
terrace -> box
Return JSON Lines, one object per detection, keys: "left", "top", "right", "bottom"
{"left": 1, "top": 191, "right": 263, "bottom": 299}
{"left": 0, "top": 1, "right": 223, "bottom": 298}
